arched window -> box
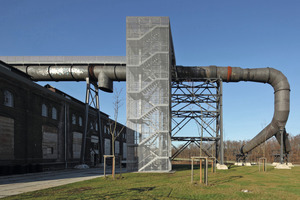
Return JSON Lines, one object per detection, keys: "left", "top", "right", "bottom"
{"left": 72, "top": 114, "right": 76, "bottom": 125}
{"left": 78, "top": 116, "right": 83, "bottom": 127}
{"left": 42, "top": 104, "right": 48, "bottom": 117}
{"left": 52, "top": 107, "right": 57, "bottom": 120}
{"left": 4, "top": 90, "right": 14, "bottom": 107}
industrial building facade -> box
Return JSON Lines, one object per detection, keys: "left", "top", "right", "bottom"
{"left": 0, "top": 61, "right": 127, "bottom": 175}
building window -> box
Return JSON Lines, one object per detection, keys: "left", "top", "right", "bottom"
{"left": 42, "top": 104, "right": 48, "bottom": 117}
{"left": 4, "top": 90, "right": 14, "bottom": 107}
{"left": 104, "top": 125, "right": 110, "bottom": 134}
{"left": 95, "top": 122, "right": 98, "bottom": 131}
{"left": 72, "top": 114, "right": 76, "bottom": 125}
{"left": 90, "top": 122, "right": 93, "bottom": 130}
{"left": 52, "top": 107, "right": 57, "bottom": 120}
{"left": 78, "top": 116, "right": 83, "bottom": 127}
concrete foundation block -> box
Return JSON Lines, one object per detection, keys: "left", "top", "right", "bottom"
{"left": 216, "top": 164, "right": 228, "bottom": 170}
{"left": 287, "top": 163, "right": 294, "bottom": 167}
{"left": 275, "top": 163, "right": 291, "bottom": 169}
{"left": 244, "top": 162, "right": 251, "bottom": 166}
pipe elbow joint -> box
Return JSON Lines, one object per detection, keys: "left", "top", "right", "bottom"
{"left": 98, "top": 72, "right": 113, "bottom": 93}
{"left": 268, "top": 68, "right": 290, "bottom": 92}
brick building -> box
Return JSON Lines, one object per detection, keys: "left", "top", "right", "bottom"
{"left": 0, "top": 61, "right": 126, "bottom": 175}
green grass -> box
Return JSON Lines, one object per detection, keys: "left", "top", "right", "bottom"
{"left": 4, "top": 165, "right": 300, "bottom": 200}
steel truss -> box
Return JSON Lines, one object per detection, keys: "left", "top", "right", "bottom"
{"left": 80, "top": 77, "right": 103, "bottom": 164}
{"left": 171, "top": 78, "right": 224, "bottom": 164}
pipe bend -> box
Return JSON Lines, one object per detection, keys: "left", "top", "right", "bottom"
{"left": 267, "top": 68, "right": 290, "bottom": 92}
{"left": 239, "top": 67, "right": 290, "bottom": 154}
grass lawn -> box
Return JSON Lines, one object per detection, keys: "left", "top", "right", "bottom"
{"left": 4, "top": 165, "right": 300, "bottom": 200}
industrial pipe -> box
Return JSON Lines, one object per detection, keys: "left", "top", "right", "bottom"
{"left": 13, "top": 65, "right": 126, "bottom": 93}
{"left": 176, "top": 66, "right": 291, "bottom": 154}
{"left": 10, "top": 63, "right": 290, "bottom": 154}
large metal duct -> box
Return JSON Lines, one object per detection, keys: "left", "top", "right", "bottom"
{"left": 176, "top": 65, "right": 291, "bottom": 154}
{"left": 12, "top": 65, "right": 126, "bottom": 93}
{"left": 8, "top": 63, "right": 291, "bottom": 154}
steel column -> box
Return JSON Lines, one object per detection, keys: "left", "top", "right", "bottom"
{"left": 219, "top": 80, "right": 224, "bottom": 164}
{"left": 80, "top": 78, "right": 90, "bottom": 164}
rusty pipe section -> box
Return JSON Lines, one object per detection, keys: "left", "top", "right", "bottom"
{"left": 176, "top": 65, "right": 290, "bottom": 154}
{"left": 13, "top": 65, "right": 126, "bottom": 93}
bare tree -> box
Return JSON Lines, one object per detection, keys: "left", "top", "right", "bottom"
{"left": 108, "top": 88, "right": 125, "bottom": 179}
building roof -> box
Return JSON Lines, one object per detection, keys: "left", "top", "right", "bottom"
{"left": 0, "top": 60, "right": 31, "bottom": 79}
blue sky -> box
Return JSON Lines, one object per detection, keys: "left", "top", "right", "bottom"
{"left": 0, "top": 0, "right": 299, "bottom": 141}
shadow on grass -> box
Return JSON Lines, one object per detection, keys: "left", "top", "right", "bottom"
{"left": 92, "top": 187, "right": 156, "bottom": 200}
{"left": 172, "top": 164, "right": 192, "bottom": 171}
{"left": 210, "top": 175, "right": 243, "bottom": 186}
{"left": 173, "top": 164, "right": 215, "bottom": 172}
{"left": 128, "top": 187, "right": 155, "bottom": 192}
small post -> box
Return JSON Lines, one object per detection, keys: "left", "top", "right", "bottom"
{"left": 200, "top": 159, "right": 202, "bottom": 184}
{"left": 104, "top": 155, "right": 115, "bottom": 178}
{"left": 104, "top": 156, "right": 106, "bottom": 177}
{"left": 205, "top": 158, "right": 208, "bottom": 185}
{"left": 259, "top": 157, "right": 267, "bottom": 172}
{"left": 119, "top": 156, "right": 122, "bottom": 178}
{"left": 112, "top": 155, "right": 115, "bottom": 179}
{"left": 191, "top": 158, "right": 194, "bottom": 183}
{"left": 191, "top": 156, "right": 208, "bottom": 186}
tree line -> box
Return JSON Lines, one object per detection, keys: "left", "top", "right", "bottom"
{"left": 172, "top": 134, "right": 300, "bottom": 164}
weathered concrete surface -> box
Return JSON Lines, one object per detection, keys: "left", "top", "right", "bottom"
{"left": 287, "top": 163, "right": 294, "bottom": 167}
{"left": 0, "top": 167, "right": 124, "bottom": 198}
{"left": 275, "top": 163, "right": 291, "bottom": 169}
{"left": 216, "top": 164, "right": 228, "bottom": 170}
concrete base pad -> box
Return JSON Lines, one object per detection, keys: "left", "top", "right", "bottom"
{"left": 275, "top": 163, "right": 291, "bottom": 169}
{"left": 216, "top": 164, "right": 228, "bottom": 170}
{"left": 287, "top": 163, "right": 294, "bottom": 167}
{"left": 244, "top": 162, "right": 251, "bottom": 166}
{"left": 234, "top": 162, "right": 243, "bottom": 166}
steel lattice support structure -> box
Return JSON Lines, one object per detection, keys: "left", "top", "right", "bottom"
{"left": 171, "top": 78, "right": 224, "bottom": 164}
{"left": 80, "top": 77, "right": 103, "bottom": 164}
